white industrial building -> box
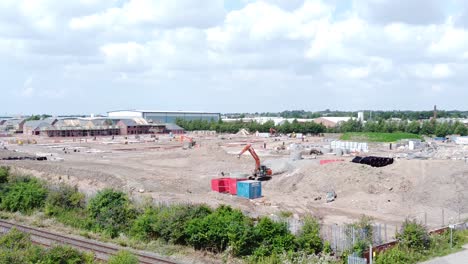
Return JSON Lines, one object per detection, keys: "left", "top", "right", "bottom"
{"left": 107, "top": 110, "right": 221, "bottom": 124}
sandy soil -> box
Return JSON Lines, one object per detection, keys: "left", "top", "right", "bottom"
{"left": 1, "top": 134, "right": 467, "bottom": 229}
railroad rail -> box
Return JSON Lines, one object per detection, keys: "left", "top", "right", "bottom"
{"left": 0, "top": 219, "right": 177, "bottom": 264}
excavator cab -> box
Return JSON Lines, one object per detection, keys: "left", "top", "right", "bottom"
{"left": 255, "top": 165, "right": 272, "bottom": 180}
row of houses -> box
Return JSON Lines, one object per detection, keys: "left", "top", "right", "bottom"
{"left": 0, "top": 118, "right": 185, "bottom": 137}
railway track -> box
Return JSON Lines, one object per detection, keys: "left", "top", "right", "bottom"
{"left": 0, "top": 220, "right": 177, "bottom": 264}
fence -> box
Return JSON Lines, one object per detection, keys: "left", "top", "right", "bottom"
{"left": 321, "top": 224, "right": 391, "bottom": 255}
{"left": 347, "top": 253, "right": 367, "bottom": 264}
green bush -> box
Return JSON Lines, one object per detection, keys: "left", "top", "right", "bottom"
{"left": 375, "top": 246, "right": 418, "bottom": 264}
{"left": 396, "top": 219, "right": 430, "bottom": 251}
{"left": 0, "top": 228, "right": 44, "bottom": 263}
{"left": 0, "top": 227, "right": 32, "bottom": 251}
{"left": 41, "top": 245, "right": 94, "bottom": 264}
{"left": 346, "top": 215, "right": 374, "bottom": 256}
{"left": 45, "top": 184, "right": 85, "bottom": 214}
{"left": 251, "top": 217, "right": 296, "bottom": 257}
{"left": 0, "top": 166, "right": 9, "bottom": 184}
{"left": 108, "top": 250, "right": 138, "bottom": 264}
{"left": 0, "top": 177, "right": 48, "bottom": 213}
{"left": 185, "top": 205, "right": 255, "bottom": 254}
{"left": 295, "top": 216, "right": 323, "bottom": 254}
{"left": 130, "top": 204, "right": 212, "bottom": 244}
{"left": 87, "top": 189, "right": 136, "bottom": 238}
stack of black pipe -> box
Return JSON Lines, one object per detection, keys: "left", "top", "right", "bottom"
{"left": 352, "top": 156, "right": 393, "bottom": 167}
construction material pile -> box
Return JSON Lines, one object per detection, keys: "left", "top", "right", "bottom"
{"left": 351, "top": 156, "right": 394, "bottom": 167}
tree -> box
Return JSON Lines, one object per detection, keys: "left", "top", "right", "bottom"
{"left": 406, "top": 121, "right": 421, "bottom": 134}
{"left": 87, "top": 189, "right": 136, "bottom": 238}
{"left": 453, "top": 122, "right": 468, "bottom": 136}
{"left": 295, "top": 216, "right": 323, "bottom": 254}
{"left": 420, "top": 121, "right": 435, "bottom": 135}
{"left": 435, "top": 122, "right": 449, "bottom": 137}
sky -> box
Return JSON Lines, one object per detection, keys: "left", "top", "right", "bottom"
{"left": 1, "top": 0, "right": 468, "bottom": 115}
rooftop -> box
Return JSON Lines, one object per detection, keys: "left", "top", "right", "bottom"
{"left": 108, "top": 109, "right": 220, "bottom": 114}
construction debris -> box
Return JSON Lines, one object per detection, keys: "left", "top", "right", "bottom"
{"left": 326, "top": 190, "right": 337, "bottom": 203}
{"left": 352, "top": 156, "right": 394, "bottom": 167}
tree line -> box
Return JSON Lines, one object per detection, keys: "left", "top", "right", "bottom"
{"left": 176, "top": 118, "right": 468, "bottom": 137}
{"left": 224, "top": 109, "right": 468, "bottom": 120}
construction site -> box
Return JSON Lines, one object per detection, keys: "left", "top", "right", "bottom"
{"left": 1, "top": 128, "right": 467, "bottom": 237}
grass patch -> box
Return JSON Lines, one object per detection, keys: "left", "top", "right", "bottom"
{"left": 340, "top": 132, "right": 422, "bottom": 142}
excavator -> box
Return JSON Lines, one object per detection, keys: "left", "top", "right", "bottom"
{"left": 180, "top": 135, "right": 196, "bottom": 148}
{"left": 269, "top": 127, "right": 277, "bottom": 137}
{"left": 238, "top": 144, "right": 273, "bottom": 180}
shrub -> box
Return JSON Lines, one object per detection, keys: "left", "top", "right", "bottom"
{"left": 295, "top": 216, "right": 323, "bottom": 254}
{"left": 0, "top": 177, "right": 48, "bottom": 213}
{"left": 0, "top": 228, "right": 32, "bottom": 251}
{"left": 41, "top": 245, "right": 94, "bottom": 264}
{"left": 0, "top": 228, "right": 43, "bottom": 263}
{"left": 108, "top": 250, "right": 139, "bottom": 264}
{"left": 374, "top": 246, "right": 416, "bottom": 264}
{"left": 347, "top": 215, "right": 374, "bottom": 256}
{"left": 0, "top": 166, "right": 9, "bottom": 184}
{"left": 131, "top": 204, "right": 212, "bottom": 244}
{"left": 46, "top": 184, "right": 85, "bottom": 211}
{"left": 185, "top": 205, "right": 254, "bottom": 254}
{"left": 251, "top": 217, "right": 296, "bottom": 257}
{"left": 87, "top": 189, "right": 136, "bottom": 238}
{"left": 396, "top": 219, "right": 430, "bottom": 251}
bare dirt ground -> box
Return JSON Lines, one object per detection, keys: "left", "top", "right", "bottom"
{"left": 1, "top": 133, "right": 467, "bottom": 230}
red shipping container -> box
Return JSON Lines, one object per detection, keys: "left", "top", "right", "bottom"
{"left": 211, "top": 178, "right": 229, "bottom": 193}
{"left": 227, "top": 178, "right": 248, "bottom": 195}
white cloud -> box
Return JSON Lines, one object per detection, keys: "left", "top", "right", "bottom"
{"left": 2, "top": 0, "right": 468, "bottom": 113}
{"left": 69, "top": 0, "right": 225, "bottom": 31}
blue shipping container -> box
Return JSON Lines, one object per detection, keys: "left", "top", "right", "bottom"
{"left": 236, "top": 180, "right": 262, "bottom": 199}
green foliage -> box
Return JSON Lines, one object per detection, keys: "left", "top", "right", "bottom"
{"left": 25, "top": 114, "right": 52, "bottom": 121}
{"left": 376, "top": 229, "right": 468, "bottom": 264}
{"left": 87, "top": 189, "right": 136, "bottom": 238}
{"left": 0, "top": 227, "right": 32, "bottom": 251}
{"left": 248, "top": 251, "right": 338, "bottom": 264}
{"left": 346, "top": 215, "right": 374, "bottom": 256}
{"left": 0, "top": 166, "right": 9, "bottom": 184}
{"left": 0, "top": 228, "right": 43, "bottom": 264}
{"left": 45, "top": 184, "right": 85, "bottom": 216}
{"left": 185, "top": 205, "right": 255, "bottom": 255}
{"left": 340, "top": 132, "right": 422, "bottom": 142}
{"left": 375, "top": 246, "right": 418, "bottom": 264}
{"left": 0, "top": 228, "right": 92, "bottom": 264}
{"left": 176, "top": 119, "right": 326, "bottom": 134}
{"left": 40, "top": 245, "right": 94, "bottom": 264}
{"left": 396, "top": 219, "right": 430, "bottom": 251}
{"left": 295, "top": 216, "right": 323, "bottom": 254}
{"left": 251, "top": 217, "right": 296, "bottom": 257}
{"left": 0, "top": 177, "right": 48, "bottom": 213}
{"left": 108, "top": 250, "right": 138, "bottom": 264}
{"left": 130, "top": 204, "right": 212, "bottom": 244}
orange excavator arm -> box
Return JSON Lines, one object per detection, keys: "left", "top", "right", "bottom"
{"left": 180, "top": 135, "right": 193, "bottom": 142}
{"left": 238, "top": 144, "right": 261, "bottom": 171}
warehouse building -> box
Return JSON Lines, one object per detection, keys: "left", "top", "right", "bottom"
{"left": 107, "top": 110, "right": 220, "bottom": 123}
